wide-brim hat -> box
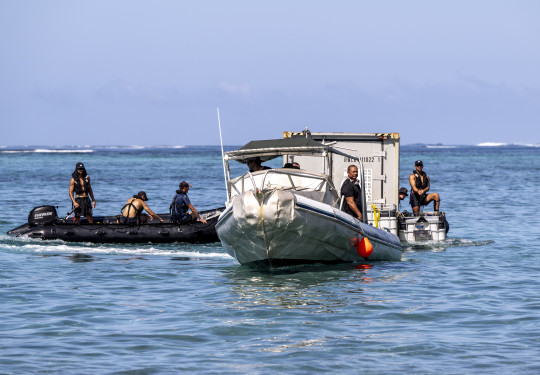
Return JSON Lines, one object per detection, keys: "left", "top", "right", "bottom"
{"left": 399, "top": 187, "right": 408, "bottom": 196}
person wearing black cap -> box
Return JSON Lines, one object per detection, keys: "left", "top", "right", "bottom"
{"left": 408, "top": 160, "right": 440, "bottom": 215}
{"left": 170, "top": 181, "right": 207, "bottom": 224}
{"left": 120, "top": 191, "right": 164, "bottom": 224}
{"left": 69, "top": 162, "right": 96, "bottom": 223}
{"left": 399, "top": 187, "right": 408, "bottom": 201}
{"left": 398, "top": 187, "right": 408, "bottom": 210}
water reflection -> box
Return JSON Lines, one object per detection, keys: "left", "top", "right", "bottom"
{"left": 218, "top": 262, "right": 407, "bottom": 313}
{"left": 402, "top": 238, "right": 494, "bottom": 253}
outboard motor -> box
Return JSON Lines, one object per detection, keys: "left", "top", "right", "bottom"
{"left": 28, "top": 205, "right": 58, "bottom": 227}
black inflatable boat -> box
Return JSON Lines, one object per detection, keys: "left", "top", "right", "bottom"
{"left": 7, "top": 205, "right": 224, "bottom": 244}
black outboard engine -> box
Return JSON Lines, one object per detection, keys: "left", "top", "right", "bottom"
{"left": 28, "top": 205, "right": 58, "bottom": 226}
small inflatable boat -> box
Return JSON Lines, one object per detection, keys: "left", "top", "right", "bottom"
{"left": 7, "top": 205, "right": 224, "bottom": 244}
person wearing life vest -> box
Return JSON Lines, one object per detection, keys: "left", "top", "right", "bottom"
{"left": 121, "top": 191, "right": 164, "bottom": 224}
{"left": 408, "top": 160, "right": 440, "bottom": 215}
{"left": 170, "top": 181, "right": 207, "bottom": 224}
{"left": 69, "top": 162, "right": 96, "bottom": 224}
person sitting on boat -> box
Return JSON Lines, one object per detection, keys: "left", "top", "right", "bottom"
{"left": 340, "top": 165, "right": 363, "bottom": 221}
{"left": 69, "top": 162, "right": 96, "bottom": 224}
{"left": 292, "top": 162, "right": 301, "bottom": 169}
{"left": 121, "top": 191, "right": 164, "bottom": 224}
{"left": 408, "top": 160, "right": 440, "bottom": 215}
{"left": 247, "top": 157, "right": 271, "bottom": 172}
{"left": 170, "top": 181, "right": 207, "bottom": 224}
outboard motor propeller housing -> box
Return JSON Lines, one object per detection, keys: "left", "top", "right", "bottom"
{"left": 28, "top": 206, "right": 58, "bottom": 226}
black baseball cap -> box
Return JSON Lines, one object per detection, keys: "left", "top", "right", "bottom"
{"left": 179, "top": 181, "right": 192, "bottom": 189}
{"left": 137, "top": 191, "right": 148, "bottom": 201}
{"left": 399, "top": 187, "right": 408, "bottom": 196}
{"left": 415, "top": 160, "right": 423, "bottom": 166}
{"left": 76, "top": 162, "right": 85, "bottom": 170}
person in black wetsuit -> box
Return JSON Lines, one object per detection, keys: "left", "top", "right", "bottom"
{"left": 121, "top": 191, "right": 164, "bottom": 224}
{"left": 69, "top": 162, "right": 96, "bottom": 224}
{"left": 340, "top": 165, "right": 363, "bottom": 221}
{"left": 408, "top": 160, "right": 441, "bottom": 215}
{"left": 170, "top": 181, "right": 207, "bottom": 224}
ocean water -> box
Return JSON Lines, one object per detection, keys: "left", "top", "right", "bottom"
{"left": 1, "top": 143, "right": 539, "bottom": 374}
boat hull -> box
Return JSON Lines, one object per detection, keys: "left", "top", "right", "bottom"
{"left": 216, "top": 190, "right": 402, "bottom": 267}
{"left": 7, "top": 208, "right": 223, "bottom": 244}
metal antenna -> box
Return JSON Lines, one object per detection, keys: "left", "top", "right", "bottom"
{"left": 217, "top": 108, "right": 229, "bottom": 199}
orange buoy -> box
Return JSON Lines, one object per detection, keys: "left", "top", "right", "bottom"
{"left": 357, "top": 237, "right": 373, "bottom": 258}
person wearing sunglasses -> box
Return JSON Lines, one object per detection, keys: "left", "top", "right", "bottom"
{"left": 408, "top": 160, "right": 441, "bottom": 215}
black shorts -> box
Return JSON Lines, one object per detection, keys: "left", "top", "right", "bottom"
{"left": 409, "top": 193, "right": 426, "bottom": 208}
{"left": 74, "top": 197, "right": 92, "bottom": 217}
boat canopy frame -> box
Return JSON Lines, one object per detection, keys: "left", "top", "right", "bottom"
{"left": 222, "top": 135, "right": 367, "bottom": 221}
{"left": 223, "top": 136, "right": 360, "bottom": 184}
{"left": 225, "top": 137, "right": 359, "bottom": 163}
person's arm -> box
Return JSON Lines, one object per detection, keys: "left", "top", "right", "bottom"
{"left": 345, "top": 197, "right": 362, "bottom": 220}
{"left": 142, "top": 202, "right": 164, "bottom": 223}
{"left": 417, "top": 176, "right": 430, "bottom": 195}
{"left": 409, "top": 174, "right": 420, "bottom": 194}
{"left": 188, "top": 204, "right": 207, "bottom": 224}
{"left": 69, "top": 178, "right": 79, "bottom": 207}
{"left": 87, "top": 176, "right": 96, "bottom": 208}
{"left": 341, "top": 182, "right": 362, "bottom": 220}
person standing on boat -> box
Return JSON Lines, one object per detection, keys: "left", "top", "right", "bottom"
{"left": 247, "top": 157, "right": 271, "bottom": 172}
{"left": 121, "top": 191, "right": 164, "bottom": 224}
{"left": 341, "top": 165, "right": 363, "bottom": 221}
{"left": 69, "top": 162, "right": 96, "bottom": 224}
{"left": 170, "top": 181, "right": 207, "bottom": 224}
{"left": 409, "top": 160, "right": 440, "bottom": 215}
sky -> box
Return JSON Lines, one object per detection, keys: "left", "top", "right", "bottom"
{"left": 1, "top": 1, "right": 539, "bottom": 146}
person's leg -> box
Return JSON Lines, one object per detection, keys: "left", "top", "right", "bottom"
{"left": 410, "top": 192, "right": 420, "bottom": 215}
{"left": 424, "top": 192, "right": 440, "bottom": 211}
{"left": 73, "top": 202, "right": 81, "bottom": 223}
{"left": 83, "top": 198, "right": 94, "bottom": 223}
